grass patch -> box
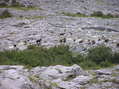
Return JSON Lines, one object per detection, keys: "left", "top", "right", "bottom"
{"left": 0, "top": 45, "right": 118, "bottom": 69}
{"left": 62, "top": 11, "right": 119, "bottom": 19}
{"left": 0, "top": 45, "right": 73, "bottom": 67}
{"left": 62, "top": 12, "right": 88, "bottom": 17}
{"left": 24, "top": 16, "right": 45, "bottom": 19}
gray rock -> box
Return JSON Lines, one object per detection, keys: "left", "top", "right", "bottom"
{"left": 30, "top": 64, "right": 88, "bottom": 80}
{"left": 95, "top": 69, "right": 112, "bottom": 75}
{"left": 0, "top": 0, "right": 34, "bottom": 7}
{"left": 0, "top": 66, "right": 35, "bottom": 89}
{"left": 0, "top": 0, "right": 119, "bottom": 52}
{"left": 0, "top": 65, "right": 119, "bottom": 89}
{"left": 72, "top": 75, "right": 93, "bottom": 85}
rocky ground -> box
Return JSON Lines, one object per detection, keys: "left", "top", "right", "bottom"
{"left": 0, "top": 0, "right": 119, "bottom": 53}
{"left": 0, "top": 0, "right": 119, "bottom": 89}
{"left": 0, "top": 65, "right": 119, "bottom": 89}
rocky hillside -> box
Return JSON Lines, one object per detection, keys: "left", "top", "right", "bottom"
{"left": 0, "top": 0, "right": 119, "bottom": 53}
{"left": 0, "top": 65, "right": 119, "bottom": 89}
{"left": 0, "top": 0, "right": 119, "bottom": 89}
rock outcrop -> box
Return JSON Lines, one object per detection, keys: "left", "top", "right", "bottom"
{"left": 0, "top": 65, "right": 119, "bottom": 89}
{"left": 0, "top": 0, "right": 34, "bottom": 7}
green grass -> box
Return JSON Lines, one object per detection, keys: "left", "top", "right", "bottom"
{"left": 0, "top": 45, "right": 119, "bottom": 69}
{"left": 11, "top": 6, "right": 40, "bottom": 11}
{"left": 24, "top": 16, "right": 45, "bottom": 19}
{"left": 0, "top": 45, "right": 73, "bottom": 67}
{"left": 62, "top": 11, "right": 119, "bottom": 19}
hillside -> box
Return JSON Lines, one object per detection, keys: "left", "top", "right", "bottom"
{"left": 0, "top": 0, "right": 119, "bottom": 52}
{"left": 0, "top": 0, "right": 119, "bottom": 89}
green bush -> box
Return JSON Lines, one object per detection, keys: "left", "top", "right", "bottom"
{"left": 0, "top": 10, "right": 12, "bottom": 19}
{"left": 100, "top": 60, "right": 112, "bottom": 67}
{"left": 72, "top": 54, "right": 85, "bottom": 64}
{"left": 91, "top": 11, "right": 104, "bottom": 17}
{"left": 0, "top": 45, "right": 118, "bottom": 69}
{"left": 112, "top": 52, "right": 119, "bottom": 64}
{"left": 90, "top": 11, "right": 119, "bottom": 18}
{"left": 87, "top": 45, "right": 113, "bottom": 65}
{"left": 79, "top": 60, "right": 99, "bottom": 69}
{"left": 47, "top": 45, "right": 73, "bottom": 65}
{"left": 0, "top": 45, "right": 73, "bottom": 67}
{"left": 62, "top": 11, "right": 119, "bottom": 19}
{"left": 62, "top": 12, "right": 87, "bottom": 17}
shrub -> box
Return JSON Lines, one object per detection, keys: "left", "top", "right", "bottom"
{"left": 62, "top": 12, "right": 87, "bottom": 17}
{"left": 0, "top": 45, "right": 73, "bottom": 67}
{"left": 79, "top": 60, "right": 98, "bottom": 69}
{"left": 90, "top": 11, "right": 119, "bottom": 18}
{"left": 72, "top": 54, "right": 85, "bottom": 64}
{"left": 62, "top": 11, "right": 119, "bottom": 19}
{"left": 112, "top": 52, "right": 119, "bottom": 64}
{"left": 47, "top": 45, "right": 73, "bottom": 65}
{"left": 87, "top": 45, "right": 113, "bottom": 65}
{"left": 100, "top": 60, "right": 112, "bottom": 67}
{"left": 0, "top": 45, "right": 118, "bottom": 69}
{"left": 0, "top": 0, "right": 9, "bottom": 6}
{"left": 0, "top": 10, "right": 12, "bottom": 19}
{"left": 91, "top": 11, "right": 104, "bottom": 17}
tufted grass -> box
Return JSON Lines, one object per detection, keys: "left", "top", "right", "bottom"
{"left": 0, "top": 45, "right": 118, "bottom": 69}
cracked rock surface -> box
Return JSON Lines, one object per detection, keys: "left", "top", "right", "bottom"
{"left": 0, "top": 65, "right": 119, "bottom": 89}
{"left": 0, "top": 0, "right": 119, "bottom": 89}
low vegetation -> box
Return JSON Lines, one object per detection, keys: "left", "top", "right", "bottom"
{"left": 62, "top": 11, "right": 119, "bottom": 19}
{"left": 0, "top": 10, "right": 12, "bottom": 19}
{"left": 0, "top": 45, "right": 119, "bottom": 69}
{"left": 90, "top": 11, "right": 119, "bottom": 18}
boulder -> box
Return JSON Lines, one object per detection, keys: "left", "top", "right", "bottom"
{"left": 30, "top": 64, "right": 91, "bottom": 89}
{"left": 0, "top": 65, "right": 119, "bottom": 89}
{"left": 31, "top": 64, "right": 88, "bottom": 80}
{"left": 0, "top": 66, "right": 35, "bottom": 89}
